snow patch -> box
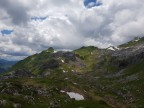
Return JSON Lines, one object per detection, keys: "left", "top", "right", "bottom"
{"left": 61, "top": 59, "right": 64, "bottom": 63}
{"left": 73, "top": 82, "right": 78, "bottom": 85}
{"left": 124, "top": 47, "right": 130, "bottom": 49}
{"left": 134, "top": 39, "right": 140, "bottom": 42}
{"left": 115, "top": 47, "right": 120, "bottom": 50}
{"left": 60, "top": 90, "right": 84, "bottom": 100}
{"left": 60, "top": 90, "right": 65, "bottom": 93}
{"left": 108, "top": 46, "right": 119, "bottom": 51}
{"left": 53, "top": 51, "right": 58, "bottom": 53}
{"left": 108, "top": 47, "right": 115, "bottom": 51}
{"left": 66, "top": 92, "right": 84, "bottom": 100}
{"left": 63, "top": 70, "right": 66, "bottom": 73}
{"left": 71, "top": 70, "right": 75, "bottom": 72}
{"left": 64, "top": 77, "right": 69, "bottom": 80}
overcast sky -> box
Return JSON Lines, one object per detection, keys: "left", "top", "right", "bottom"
{"left": 0, "top": 0, "right": 144, "bottom": 60}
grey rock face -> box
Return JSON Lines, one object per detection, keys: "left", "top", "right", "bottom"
{"left": 40, "top": 59, "right": 59, "bottom": 69}
{"left": 11, "top": 69, "right": 32, "bottom": 77}
{"left": 13, "top": 103, "right": 21, "bottom": 108}
{"left": 109, "top": 43, "right": 144, "bottom": 70}
{"left": 0, "top": 100, "right": 7, "bottom": 106}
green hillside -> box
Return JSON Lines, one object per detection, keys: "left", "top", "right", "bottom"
{"left": 0, "top": 37, "right": 144, "bottom": 108}
{"left": 118, "top": 37, "right": 144, "bottom": 48}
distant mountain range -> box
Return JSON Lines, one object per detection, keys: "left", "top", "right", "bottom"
{"left": 0, "top": 37, "right": 144, "bottom": 108}
{"left": 0, "top": 59, "right": 18, "bottom": 72}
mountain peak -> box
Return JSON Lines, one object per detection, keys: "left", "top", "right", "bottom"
{"left": 118, "top": 37, "right": 144, "bottom": 48}
{"left": 47, "top": 47, "right": 54, "bottom": 53}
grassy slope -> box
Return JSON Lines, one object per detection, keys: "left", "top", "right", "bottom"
{"left": 11, "top": 46, "right": 101, "bottom": 74}
{"left": 0, "top": 47, "right": 113, "bottom": 107}
{"left": 1, "top": 38, "right": 144, "bottom": 107}
{"left": 0, "top": 70, "right": 111, "bottom": 108}
{"left": 118, "top": 37, "right": 144, "bottom": 48}
{"left": 74, "top": 46, "right": 101, "bottom": 72}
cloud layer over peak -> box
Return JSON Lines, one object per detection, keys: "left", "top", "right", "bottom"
{"left": 0, "top": 0, "right": 144, "bottom": 60}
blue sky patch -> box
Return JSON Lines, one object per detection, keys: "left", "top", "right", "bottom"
{"left": 31, "top": 16, "right": 48, "bottom": 21}
{"left": 84, "top": 0, "right": 102, "bottom": 8}
{"left": 1, "top": 30, "right": 14, "bottom": 35}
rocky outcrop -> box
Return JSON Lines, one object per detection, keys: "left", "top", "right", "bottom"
{"left": 10, "top": 69, "right": 33, "bottom": 77}
{"left": 40, "top": 59, "right": 59, "bottom": 70}
{"left": 63, "top": 52, "right": 77, "bottom": 61}
{"left": 106, "top": 42, "right": 144, "bottom": 70}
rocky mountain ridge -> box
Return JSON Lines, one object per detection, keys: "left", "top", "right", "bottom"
{"left": 0, "top": 37, "right": 144, "bottom": 108}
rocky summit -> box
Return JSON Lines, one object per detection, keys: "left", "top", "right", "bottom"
{"left": 0, "top": 37, "right": 144, "bottom": 108}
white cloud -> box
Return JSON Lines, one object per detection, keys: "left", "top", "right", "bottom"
{"left": 0, "top": 0, "right": 144, "bottom": 60}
